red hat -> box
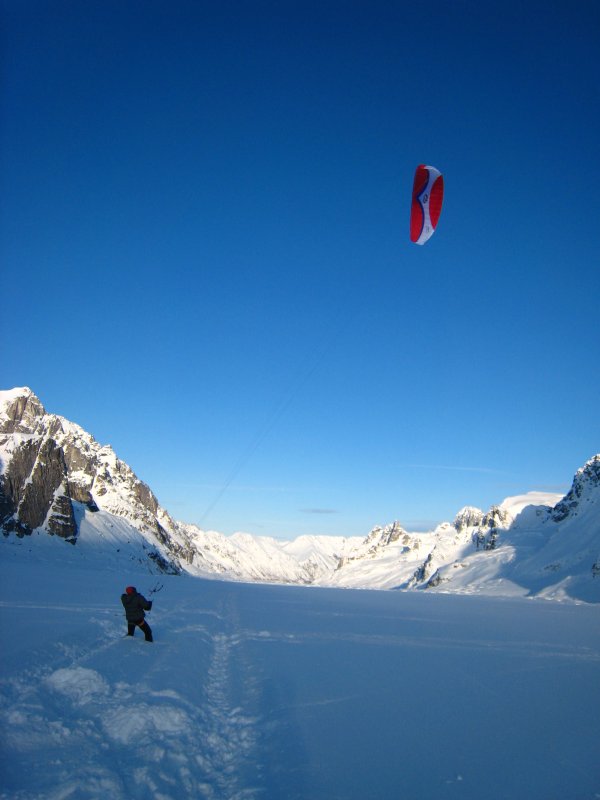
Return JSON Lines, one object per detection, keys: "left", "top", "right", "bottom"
{"left": 125, "top": 586, "right": 136, "bottom": 594}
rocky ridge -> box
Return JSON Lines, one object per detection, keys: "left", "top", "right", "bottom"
{"left": 0, "top": 388, "right": 190, "bottom": 572}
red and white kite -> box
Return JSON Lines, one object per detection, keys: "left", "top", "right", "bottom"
{"left": 410, "top": 164, "right": 444, "bottom": 245}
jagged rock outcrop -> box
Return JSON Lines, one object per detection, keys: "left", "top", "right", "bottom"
{"left": 337, "top": 521, "right": 408, "bottom": 568}
{"left": 454, "top": 506, "right": 485, "bottom": 533}
{"left": 1, "top": 390, "right": 47, "bottom": 434}
{"left": 408, "top": 551, "right": 436, "bottom": 587}
{"left": 365, "top": 521, "right": 406, "bottom": 548}
{"left": 552, "top": 455, "right": 600, "bottom": 522}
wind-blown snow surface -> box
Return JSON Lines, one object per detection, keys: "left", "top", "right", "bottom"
{"left": 1, "top": 545, "right": 599, "bottom": 800}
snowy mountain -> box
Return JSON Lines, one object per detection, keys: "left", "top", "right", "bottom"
{"left": 0, "top": 387, "right": 193, "bottom": 574}
{"left": 1, "top": 388, "right": 599, "bottom": 602}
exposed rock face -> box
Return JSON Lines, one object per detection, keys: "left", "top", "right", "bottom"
{"left": 18, "top": 438, "right": 77, "bottom": 540}
{"left": 0, "top": 392, "right": 77, "bottom": 539}
{"left": 0, "top": 437, "right": 38, "bottom": 531}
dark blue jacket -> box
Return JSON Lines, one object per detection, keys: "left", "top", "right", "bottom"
{"left": 121, "top": 591, "right": 152, "bottom": 622}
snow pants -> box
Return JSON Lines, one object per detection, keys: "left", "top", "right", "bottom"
{"left": 127, "top": 618, "right": 153, "bottom": 642}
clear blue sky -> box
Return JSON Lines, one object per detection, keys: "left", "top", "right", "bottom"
{"left": 2, "top": 1, "right": 599, "bottom": 538}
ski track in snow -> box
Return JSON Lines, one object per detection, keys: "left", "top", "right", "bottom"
{"left": 0, "top": 597, "right": 264, "bottom": 800}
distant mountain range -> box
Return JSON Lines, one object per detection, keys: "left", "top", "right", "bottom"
{"left": 1, "top": 387, "right": 599, "bottom": 602}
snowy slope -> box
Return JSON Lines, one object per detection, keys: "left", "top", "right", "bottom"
{"left": 1, "top": 388, "right": 599, "bottom": 602}
{"left": 1, "top": 548, "right": 599, "bottom": 800}
{"left": 415, "top": 463, "right": 600, "bottom": 603}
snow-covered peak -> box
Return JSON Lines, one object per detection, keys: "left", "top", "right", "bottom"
{"left": 453, "top": 506, "right": 485, "bottom": 532}
{"left": 0, "top": 386, "right": 36, "bottom": 407}
{"left": 552, "top": 455, "right": 600, "bottom": 523}
{"left": 0, "top": 386, "right": 46, "bottom": 433}
{"left": 364, "top": 520, "right": 407, "bottom": 548}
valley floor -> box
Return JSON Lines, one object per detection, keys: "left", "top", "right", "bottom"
{"left": 1, "top": 558, "right": 599, "bottom": 799}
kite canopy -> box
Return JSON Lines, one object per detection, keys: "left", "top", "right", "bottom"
{"left": 410, "top": 164, "right": 444, "bottom": 245}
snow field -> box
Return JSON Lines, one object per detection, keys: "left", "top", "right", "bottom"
{"left": 1, "top": 557, "right": 600, "bottom": 799}
{"left": 0, "top": 567, "right": 263, "bottom": 800}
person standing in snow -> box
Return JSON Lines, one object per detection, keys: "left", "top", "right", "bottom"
{"left": 121, "top": 586, "right": 153, "bottom": 642}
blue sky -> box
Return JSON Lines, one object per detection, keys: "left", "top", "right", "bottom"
{"left": 2, "top": 1, "right": 599, "bottom": 538}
